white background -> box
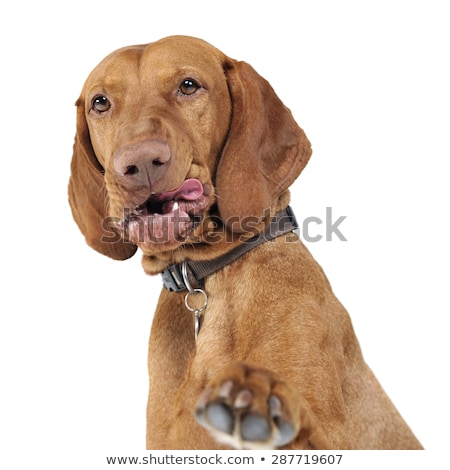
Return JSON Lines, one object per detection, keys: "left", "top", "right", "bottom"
{"left": 1, "top": 1, "right": 448, "bottom": 468}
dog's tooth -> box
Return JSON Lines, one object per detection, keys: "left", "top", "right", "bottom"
{"left": 113, "top": 219, "right": 124, "bottom": 230}
{"left": 173, "top": 201, "right": 179, "bottom": 211}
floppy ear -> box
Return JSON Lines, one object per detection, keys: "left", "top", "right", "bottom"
{"left": 68, "top": 99, "right": 137, "bottom": 260}
{"left": 216, "top": 61, "right": 312, "bottom": 230}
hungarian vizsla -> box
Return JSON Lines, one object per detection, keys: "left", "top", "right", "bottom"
{"left": 69, "top": 35, "right": 422, "bottom": 450}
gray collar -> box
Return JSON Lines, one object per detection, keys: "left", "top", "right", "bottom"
{"left": 161, "top": 206, "right": 298, "bottom": 292}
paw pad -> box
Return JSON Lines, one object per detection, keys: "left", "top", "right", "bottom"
{"left": 196, "top": 384, "right": 297, "bottom": 449}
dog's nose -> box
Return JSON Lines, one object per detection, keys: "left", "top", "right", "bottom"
{"left": 114, "top": 139, "right": 171, "bottom": 188}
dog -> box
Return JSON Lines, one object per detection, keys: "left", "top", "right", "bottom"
{"left": 68, "top": 35, "right": 422, "bottom": 450}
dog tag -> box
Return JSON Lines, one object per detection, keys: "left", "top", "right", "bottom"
{"left": 184, "top": 288, "right": 208, "bottom": 340}
{"left": 194, "top": 309, "right": 200, "bottom": 340}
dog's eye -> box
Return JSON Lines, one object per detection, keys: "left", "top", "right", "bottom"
{"left": 92, "top": 95, "right": 111, "bottom": 112}
{"left": 179, "top": 79, "right": 200, "bottom": 96}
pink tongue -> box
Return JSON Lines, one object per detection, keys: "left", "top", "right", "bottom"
{"left": 156, "top": 178, "right": 204, "bottom": 201}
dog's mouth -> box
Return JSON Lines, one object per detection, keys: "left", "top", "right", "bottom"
{"left": 115, "top": 179, "right": 210, "bottom": 247}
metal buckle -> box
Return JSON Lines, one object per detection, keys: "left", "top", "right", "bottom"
{"left": 161, "top": 262, "right": 202, "bottom": 292}
{"left": 161, "top": 264, "right": 186, "bottom": 292}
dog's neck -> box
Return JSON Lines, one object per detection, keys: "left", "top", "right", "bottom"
{"left": 161, "top": 206, "right": 298, "bottom": 293}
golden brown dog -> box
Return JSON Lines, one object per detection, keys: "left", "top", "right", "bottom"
{"left": 69, "top": 35, "right": 422, "bottom": 450}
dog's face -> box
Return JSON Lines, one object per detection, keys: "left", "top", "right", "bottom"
{"left": 69, "top": 35, "right": 311, "bottom": 270}
{"left": 79, "top": 38, "right": 232, "bottom": 255}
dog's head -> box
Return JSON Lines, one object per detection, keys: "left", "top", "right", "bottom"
{"left": 69, "top": 35, "right": 311, "bottom": 272}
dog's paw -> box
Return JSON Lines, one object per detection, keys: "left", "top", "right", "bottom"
{"left": 195, "top": 364, "right": 300, "bottom": 449}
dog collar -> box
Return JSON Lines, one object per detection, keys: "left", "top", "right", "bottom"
{"left": 161, "top": 206, "right": 299, "bottom": 292}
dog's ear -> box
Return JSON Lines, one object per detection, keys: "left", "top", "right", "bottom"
{"left": 216, "top": 61, "right": 312, "bottom": 231}
{"left": 68, "top": 99, "right": 137, "bottom": 260}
